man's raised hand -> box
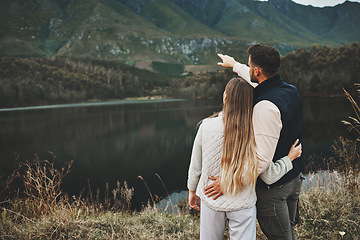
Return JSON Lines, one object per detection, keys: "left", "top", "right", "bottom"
{"left": 217, "top": 53, "right": 237, "bottom": 68}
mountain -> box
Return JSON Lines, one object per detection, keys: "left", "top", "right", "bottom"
{"left": 0, "top": 0, "right": 359, "bottom": 66}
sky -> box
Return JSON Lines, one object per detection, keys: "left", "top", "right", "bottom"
{"left": 257, "top": 0, "right": 360, "bottom": 7}
{"left": 292, "top": 0, "right": 360, "bottom": 7}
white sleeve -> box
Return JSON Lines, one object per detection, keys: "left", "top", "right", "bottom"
{"left": 233, "top": 62, "right": 258, "bottom": 88}
{"left": 187, "top": 124, "right": 203, "bottom": 191}
{"left": 261, "top": 156, "right": 293, "bottom": 184}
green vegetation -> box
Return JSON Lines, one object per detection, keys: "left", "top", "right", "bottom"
{"left": 280, "top": 42, "right": 360, "bottom": 97}
{"left": 0, "top": 57, "right": 169, "bottom": 108}
{"left": 2, "top": 0, "right": 359, "bottom": 64}
{"left": 167, "top": 42, "right": 360, "bottom": 98}
{"left": 1, "top": 43, "right": 359, "bottom": 108}
{"left": 166, "top": 68, "right": 237, "bottom": 99}
{"left": 152, "top": 61, "right": 185, "bottom": 77}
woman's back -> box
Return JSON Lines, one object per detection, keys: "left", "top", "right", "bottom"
{"left": 188, "top": 113, "right": 257, "bottom": 212}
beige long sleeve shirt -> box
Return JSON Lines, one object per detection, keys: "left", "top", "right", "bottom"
{"left": 233, "top": 62, "right": 292, "bottom": 184}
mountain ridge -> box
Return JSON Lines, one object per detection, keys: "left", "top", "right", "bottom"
{"left": 0, "top": 0, "right": 359, "bottom": 65}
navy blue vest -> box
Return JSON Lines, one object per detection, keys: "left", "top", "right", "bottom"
{"left": 254, "top": 74, "right": 304, "bottom": 188}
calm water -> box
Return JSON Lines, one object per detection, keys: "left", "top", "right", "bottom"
{"left": 0, "top": 98, "right": 355, "bottom": 210}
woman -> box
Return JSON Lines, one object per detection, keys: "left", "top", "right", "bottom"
{"left": 187, "top": 77, "right": 301, "bottom": 239}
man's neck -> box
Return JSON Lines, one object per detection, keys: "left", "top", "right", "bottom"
{"left": 258, "top": 73, "right": 277, "bottom": 84}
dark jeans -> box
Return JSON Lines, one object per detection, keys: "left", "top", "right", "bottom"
{"left": 256, "top": 174, "right": 304, "bottom": 240}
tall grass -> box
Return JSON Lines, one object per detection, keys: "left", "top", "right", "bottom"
{"left": 0, "top": 154, "right": 199, "bottom": 239}
{"left": 1, "top": 152, "right": 359, "bottom": 239}
{"left": 297, "top": 171, "right": 359, "bottom": 239}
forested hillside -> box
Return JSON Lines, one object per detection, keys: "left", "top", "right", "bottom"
{"left": 0, "top": 57, "right": 169, "bottom": 108}
{"left": 168, "top": 42, "right": 360, "bottom": 98}
{"left": 280, "top": 42, "right": 360, "bottom": 96}
{"left": 1, "top": 0, "right": 359, "bottom": 65}
{"left": 0, "top": 43, "right": 359, "bottom": 108}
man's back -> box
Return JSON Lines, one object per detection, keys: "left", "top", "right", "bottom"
{"left": 254, "top": 73, "right": 303, "bottom": 188}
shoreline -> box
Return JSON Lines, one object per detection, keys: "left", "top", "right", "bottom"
{"left": 0, "top": 94, "right": 350, "bottom": 111}
{"left": 0, "top": 97, "right": 184, "bottom": 112}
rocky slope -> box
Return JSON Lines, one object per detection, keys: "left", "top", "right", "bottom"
{"left": 0, "top": 0, "right": 359, "bottom": 65}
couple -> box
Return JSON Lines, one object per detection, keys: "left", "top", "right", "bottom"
{"left": 187, "top": 44, "right": 304, "bottom": 240}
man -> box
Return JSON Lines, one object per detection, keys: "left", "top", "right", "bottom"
{"left": 205, "top": 44, "right": 304, "bottom": 239}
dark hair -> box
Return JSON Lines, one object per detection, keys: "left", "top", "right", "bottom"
{"left": 247, "top": 44, "right": 280, "bottom": 77}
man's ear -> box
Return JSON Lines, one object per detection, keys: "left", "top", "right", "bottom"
{"left": 254, "top": 66, "right": 260, "bottom": 76}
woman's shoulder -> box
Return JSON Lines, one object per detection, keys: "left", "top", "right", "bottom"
{"left": 201, "top": 114, "right": 223, "bottom": 130}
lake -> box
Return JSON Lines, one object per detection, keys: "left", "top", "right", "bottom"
{"left": 0, "top": 97, "right": 356, "bottom": 210}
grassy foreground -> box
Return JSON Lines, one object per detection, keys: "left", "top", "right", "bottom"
{"left": 1, "top": 206, "right": 199, "bottom": 239}
{"left": 0, "top": 157, "right": 359, "bottom": 239}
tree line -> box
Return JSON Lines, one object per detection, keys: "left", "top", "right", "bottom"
{"left": 0, "top": 42, "right": 359, "bottom": 108}
{"left": 0, "top": 57, "right": 169, "bottom": 108}
{"left": 168, "top": 42, "right": 360, "bottom": 99}
{"left": 280, "top": 42, "right": 360, "bottom": 97}
{"left": 165, "top": 69, "right": 237, "bottom": 100}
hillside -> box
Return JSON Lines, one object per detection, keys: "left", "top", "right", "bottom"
{"left": 0, "top": 0, "right": 359, "bottom": 66}
{"left": 1, "top": 42, "right": 359, "bottom": 108}
{"left": 0, "top": 57, "right": 169, "bottom": 108}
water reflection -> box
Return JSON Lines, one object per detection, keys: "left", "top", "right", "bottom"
{"left": 0, "top": 97, "right": 355, "bottom": 210}
{"left": 0, "top": 99, "right": 223, "bottom": 210}
{"left": 302, "top": 97, "right": 355, "bottom": 159}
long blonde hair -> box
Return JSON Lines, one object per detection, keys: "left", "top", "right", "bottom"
{"left": 220, "top": 78, "right": 257, "bottom": 195}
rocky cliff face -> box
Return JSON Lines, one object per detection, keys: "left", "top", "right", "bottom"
{"left": 0, "top": 0, "right": 359, "bottom": 64}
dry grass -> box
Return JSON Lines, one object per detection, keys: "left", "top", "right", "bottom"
{"left": 21, "top": 153, "right": 73, "bottom": 216}
{"left": 1, "top": 153, "right": 358, "bottom": 239}
{"left": 1, "top": 207, "right": 200, "bottom": 239}
{"left": 297, "top": 171, "right": 359, "bottom": 240}
{"left": 0, "top": 154, "right": 200, "bottom": 240}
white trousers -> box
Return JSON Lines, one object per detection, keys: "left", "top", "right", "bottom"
{"left": 200, "top": 202, "right": 256, "bottom": 240}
